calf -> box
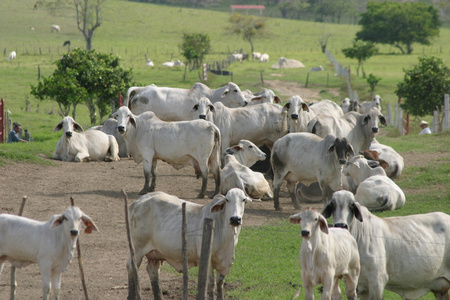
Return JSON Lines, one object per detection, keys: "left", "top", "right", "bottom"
{"left": 53, "top": 116, "right": 120, "bottom": 162}
{"left": 290, "top": 208, "right": 359, "bottom": 300}
{"left": 224, "top": 139, "right": 267, "bottom": 167}
{"left": 271, "top": 133, "right": 354, "bottom": 210}
{"left": 127, "top": 188, "right": 251, "bottom": 299}
{"left": 323, "top": 191, "right": 450, "bottom": 300}
{"left": 112, "top": 106, "right": 221, "bottom": 198}
{"left": 369, "top": 138, "right": 404, "bottom": 179}
{"left": 0, "top": 206, "right": 98, "bottom": 300}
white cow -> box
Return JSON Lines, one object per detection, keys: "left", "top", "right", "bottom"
{"left": 0, "top": 206, "right": 98, "bottom": 300}
{"left": 323, "top": 190, "right": 450, "bottom": 300}
{"left": 7, "top": 51, "right": 16, "bottom": 61}
{"left": 283, "top": 96, "right": 344, "bottom": 133}
{"left": 359, "top": 94, "right": 382, "bottom": 114}
{"left": 89, "top": 118, "right": 128, "bottom": 158}
{"left": 259, "top": 53, "right": 269, "bottom": 63}
{"left": 126, "top": 82, "right": 248, "bottom": 118}
{"left": 220, "top": 154, "right": 273, "bottom": 200}
{"left": 209, "top": 102, "right": 289, "bottom": 156}
{"left": 229, "top": 53, "right": 243, "bottom": 63}
{"left": 308, "top": 107, "right": 386, "bottom": 155}
{"left": 144, "top": 54, "right": 154, "bottom": 67}
{"left": 162, "top": 59, "right": 184, "bottom": 67}
{"left": 127, "top": 188, "right": 251, "bottom": 299}
{"left": 242, "top": 88, "right": 281, "bottom": 105}
{"left": 271, "top": 133, "right": 354, "bottom": 210}
{"left": 112, "top": 106, "right": 221, "bottom": 198}
{"left": 290, "top": 208, "right": 359, "bottom": 300}
{"left": 252, "top": 52, "right": 262, "bottom": 61}
{"left": 343, "top": 155, "right": 405, "bottom": 211}
{"left": 53, "top": 116, "right": 120, "bottom": 162}
{"left": 369, "top": 138, "right": 404, "bottom": 179}
{"left": 224, "top": 139, "right": 267, "bottom": 167}
{"left": 50, "top": 24, "right": 60, "bottom": 32}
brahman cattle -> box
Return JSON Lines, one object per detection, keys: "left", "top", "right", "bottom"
{"left": 7, "top": 51, "right": 16, "bottom": 61}
{"left": 308, "top": 107, "right": 386, "bottom": 155}
{"left": 283, "top": 96, "right": 344, "bottom": 133}
{"left": 53, "top": 116, "right": 120, "bottom": 162}
{"left": 89, "top": 118, "right": 128, "bottom": 158}
{"left": 359, "top": 94, "right": 382, "bottom": 114}
{"left": 220, "top": 154, "right": 273, "bottom": 200}
{"left": 323, "top": 190, "right": 450, "bottom": 300}
{"left": 50, "top": 24, "right": 60, "bottom": 32}
{"left": 368, "top": 138, "right": 404, "bottom": 179}
{"left": 290, "top": 208, "right": 359, "bottom": 300}
{"left": 259, "top": 53, "right": 269, "bottom": 63}
{"left": 224, "top": 139, "right": 267, "bottom": 167}
{"left": 271, "top": 133, "right": 354, "bottom": 210}
{"left": 343, "top": 155, "right": 405, "bottom": 211}
{"left": 0, "top": 206, "right": 98, "bottom": 300}
{"left": 242, "top": 88, "right": 281, "bottom": 105}
{"left": 127, "top": 188, "right": 251, "bottom": 299}
{"left": 112, "top": 106, "right": 221, "bottom": 198}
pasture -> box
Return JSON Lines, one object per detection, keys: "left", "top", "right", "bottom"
{"left": 0, "top": 0, "right": 449, "bottom": 299}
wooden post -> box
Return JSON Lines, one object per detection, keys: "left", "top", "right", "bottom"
{"left": 196, "top": 218, "right": 215, "bottom": 300}
{"left": 260, "top": 71, "right": 264, "bottom": 85}
{"left": 305, "top": 72, "right": 310, "bottom": 88}
{"left": 122, "top": 190, "right": 141, "bottom": 300}
{"left": 10, "top": 196, "right": 27, "bottom": 300}
{"left": 444, "top": 95, "right": 449, "bottom": 131}
{"left": 182, "top": 203, "right": 188, "bottom": 300}
{"left": 70, "top": 197, "right": 90, "bottom": 300}
{"left": 405, "top": 113, "right": 410, "bottom": 135}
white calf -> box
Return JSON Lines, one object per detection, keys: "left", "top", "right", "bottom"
{"left": 224, "top": 139, "right": 267, "bottom": 167}
{"left": 7, "top": 51, "right": 16, "bottom": 61}
{"left": 51, "top": 24, "right": 60, "bottom": 32}
{"left": 260, "top": 53, "right": 269, "bottom": 63}
{"left": 290, "top": 208, "right": 359, "bottom": 300}
{"left": 0, "top": 206, "right": 98, "bottom": 300}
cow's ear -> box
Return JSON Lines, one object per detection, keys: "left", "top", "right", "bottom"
{"left": 54, "top": 122, "right": 63, "bottom": 132}
{"left": 282, "top": 102, "right": 291, "bottom": 112}
{"left": 211, "top": 195, "right": 227, "bottom": 213}
{"left": 362, "top": 115, "right": 370, "bottom": 126}
{"left": 319, "top": 215, "right": 329, "bottom": 234}
{"left": 301, "top": 102, "right": 310, "bottom": 112}
{"left": 322, "top": 200, "right": 335, "bottom": 218}
{"left": 81, "top": 214, "right": 98, "bottom": 234}
{"left": 209, "top": 105, "right": 215, "bottom": 113}
{"left": 379, "top": 159, "right": 390, "bottom": 169}
{"left": 346, "top": 140, "right": 355, "bottom": 157}
{"left": 221, "top": 88, "right": 230, "bottom": 98}
{"left": 51, "top": 214, "right": 66, "bottom": 228}
{"left": 274, "top": 96, "right": 281, "bottom": 104}
{"left": 289, "top": 213, "right": 302, "bottom": 224}
{"left": 73, "top": 121, "right": 84, "bottom": 132}
{"left": 326, "top": 143, "right": 335, "bottom": 156}
{"left": 379, "top": 116, "right": 387, "bottom": 126}
{"left": 351, "top": 202, "right": 363, "bottom": 222}
{"left": 129, "top": 115, "right": 137, "bottom": 128}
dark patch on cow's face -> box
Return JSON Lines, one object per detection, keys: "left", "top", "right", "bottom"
{"left": 332, "top": 137, "right": 352, "bottom": 164}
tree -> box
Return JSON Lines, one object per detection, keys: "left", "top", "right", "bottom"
{"left": 39, "top": 0, "right": 105, "bottom": 50}
{"left": 227, "top": 13, "right": 266, "bottom": 54}
{"left": 31, "top": 48, "right": 133, "bottom": 124}
{"left": 342, "top": 40, "right": 378, "bottom": 78}
{"left": 356, "top": 1, "right": 440, "bottom": 54}
{"left": 367, "top": 73, "right": 381, "bottom": 95}
{"left": 277, "top": 1, "right": 309, "bottom": 20}
{"left": 396, "top": 56, "right": 450, "bottom": 117}
{"left": 180, "top": 33, "right": 211, "bottom": 72}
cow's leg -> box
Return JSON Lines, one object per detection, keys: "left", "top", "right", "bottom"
{"left": 344, "top": 273, "right": 358, "bottom": 300}
{"left": 287, "top": 181, "right": 301, "bottom": 209}
{"left": 216, "top": 273, "right": 226, "bottom": 300}
{"left": 321, "top": 273, "right": 334, "bottom": 300}
{"left": 302, "top": 271, "right": 314, "bottom": 300}
{"left": 331, "top": 278, "right": 341, "bottom": 300}
{"left": 39, "top": 262, "right": 52, "bottom": 300}
{"left": 75, "top": 151, "right": 90, "bottom": 162}
{"left": 368, "top": 271, "right": 387, "bottom": 300}
{"left": 146, "top": 259, "right": 163, "bottom": 300}
{"left": 140, "top": 155, "right": 156, "bottom": 195}
{"left": 195, "top": 160, "right": 208, "bottom": 198}
{"left": 207, "top": 266, "right": 215, "bottom": 300}
{"left": 50, "top": 270, "right": 62, "bottom": 300}
{"left": 271, "top": 169, "right": 288, "bottom": 211}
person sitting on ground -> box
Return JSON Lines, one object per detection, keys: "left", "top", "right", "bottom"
{"left": 419, "top": 120, "right": 431, "bottom": 135}
{"left": 7, "top": 123, "right": 28, "bottom": 143}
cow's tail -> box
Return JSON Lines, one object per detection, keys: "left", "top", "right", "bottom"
{"left": 209, "top": 122, "right": 221, "bottom": 195}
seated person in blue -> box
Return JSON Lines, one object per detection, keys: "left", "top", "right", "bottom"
{"left": 7, "top": 123, "right": 28, "bottom": 143}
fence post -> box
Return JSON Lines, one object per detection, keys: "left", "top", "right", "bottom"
{"left": 10, "top": 196, "right": 27, "bottom": 300}
{"left": 0, "top": 98, "right": 4, "bottom": 143}
{"left": 433, "top": 110, "right": 439, "bottom": 133}
{"left": 444, "top": 94, "right": 449, "bottom": 131}
{"left": 182, "top": 203, "right": 188, "bottom": 300}
{"left": 385, "top": 102, "right": 392, "bottom": 126}
{"left": 196, "top": 218, "right": 215, "bottom": 300}
{"left": 203, "top": 64, "right": 207, "bottom": 81}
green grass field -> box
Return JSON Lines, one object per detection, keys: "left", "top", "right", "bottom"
{"left": 0, "top": 0, "right": 449, "bottom": 299}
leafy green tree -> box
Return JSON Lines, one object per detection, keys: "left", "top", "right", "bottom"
{"left": 31, "top": 48, "right": 133, "bottom": 124}
{"left": 277, "top": 1, "right": 309, "bottom": 20}
{"left": 227, "top": 13, "right": 265, "bottom": 54}
{"left": 367, "top": 73, "right": 381, "bottom": 95}
{"left": 342, "top": 40, "right": 378, "bottom": 78}
{"left": 396, "top": 56, "right": 450, "bottom": 117}
{"left": 180, "top": 33, "right": 211, "bottom": 72}
{"left": 356, "top": 1, "right": 440, "bottom": 54}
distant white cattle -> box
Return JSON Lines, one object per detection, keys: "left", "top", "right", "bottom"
{"left": 290, "top": 208, "right": 359, "bottom": 300}
{"left": 89, "top": 118, "right": 128, "bottom": 158}
{"left": 242, "top": 88, "right": 281, "bottom": 105}
{"left": 144, "top": 54, "right": 154, "bottom": 67}
{"left": 127, "top": 188, "right": 251, "bottom": 299}
{"left": 343, "top": 155, "right": 405, "bottom": 211}
{"left": 359, "top": 94, "right": 382, "bottom": 114}
{"left": 341, "top": 97, "right": 360, "bottom": 113}
{"left": 220, "top": 154, "right": 273, "bottom": 199}
{"left": 53, "top": 116, "right": 120, "bottom": 162}
{"left": 0, "top": 206, "right": 98, "bottom": 300}
{"left": 6, "top": 51, "right": 16, "bottom": 61}
{"left": 308, "top": 65, "right": 324, "bottom": 72}
{"left": 225, "top": 139, "right": 267, "bottom": 167}
{"left": 51, "top": 24, "right": 60, "bottom": 32}
{"left": 259, "top": 53, "right": 269, "bottom": 63}
{"left": 252, "top": 52, "right": 262, "bottom": 61}
{"left": 323, "top": 191, "right": 450, "bottom": 300}
{"left": 283, "top": 96, "right": 344, "bottom": 133}
{"left": 112, "top": 106, "right": 221, "bottom": 198}
{"left": 229, "top": 53, "right": 243, "bottom": 63}
{"left": 126, "top": 82, "right": 248, "bottom": 119}
{"left": 271, "top": 133, "right": 354, "bottom": 210}
{"left": 162, "top": 59, "right": 184, "bottom": 67}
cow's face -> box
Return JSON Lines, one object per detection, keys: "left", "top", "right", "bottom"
{"left": 342, "top": 155, "right": 364, "bottom": 177}
{"left": 221, "top": 82, "right": 248, "bottom": 107}
{"left": 211, "top": 188, "right": 251, "bottom": 227}
{"left": 362, "top": 107, "right": 386, "bottom": 133}
{"left": 284, "top": 95, "right": 309, "bottom": 120}
{"left": 192, "top": 96, "right": 214, "bottom": 121}
{"left": 290, "top": 208, "right": 329, "bottom": 239}
{"left": 322, "top": 191, "right": 363, "bottom": 230}
{"left": 326, "top": 137, "right": 354, "bottom": 165}
{"left": 54, "top": 116, "right": 83, "bottom": 138}
{"left": 112, "top": 106, "right": 135, "bottom": 135}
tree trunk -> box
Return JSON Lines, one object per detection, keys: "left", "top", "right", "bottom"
{"left": 394, "top": 43, "right": 405, "bottom": 54}
{"left": 72, "top": 103, "right": 78, "bottom": 120}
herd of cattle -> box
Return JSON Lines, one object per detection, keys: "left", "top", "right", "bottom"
{"left": 0, "top": 81, "right": 449, "bottom": 299}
